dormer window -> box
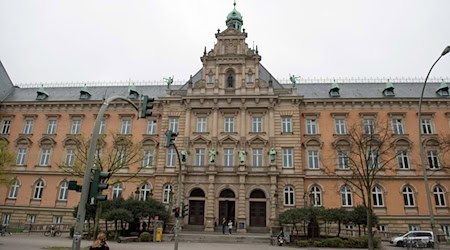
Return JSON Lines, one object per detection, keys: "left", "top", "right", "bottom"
{"left": 80, "top": 85, "right": 91, "bottom": 100}
{"left": 247, "top": 72, "right": 253, "bottom": 83}
{"left": 207, "top": 72, "right": 214, "bottom": 84}
{"left": 436, "top": 80, "right": 449, "bottom": 96}
{"left": 36, "top": 85, "right": 49, "bottom": 100}
{"left": 128, "top": 85, "right": 139, "bottom": 99}
{"left": 383, "top": 80, "right": 395, "bottom": 97}
{"left": 329, "top": 81, "right": 340, "bottom": 97}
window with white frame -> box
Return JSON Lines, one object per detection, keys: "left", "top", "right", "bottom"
{"left": 403, "top": 186, "right": 415, "bottom": 207}
{"left": 392, "top": 118, "right": 404, "bottom": 134}
{"left": 163, "top": 184, "right": 172, "bottom": 204}
{"left": 397, "top": 150, "right": 410, "bottom": 169}
{"left": 282, "top": 148, "right": 293, "bottom": 168}
{"left": 53, "top": 216, "right": 63, "bottom": 224}
{"left": 197, "top": 117, "right": 207, "bottom": 132}
{"left": 112, "top": 183, "right": 122, "bottom": 199}
{"left": 306, "top": 119, "right": 317, "bottom": 134}
{"left": 46, "top": 119, "right": 57, "bottom": 134}
{"left": 169, "top": 117, "right": 179, "bottom": 133}
{"left": 16, "top": 147, "right": 27, "bottom": 165}
{"left": 281, "top": 116, "right": 292, "bottom": 133}
{"left": 70, "top": 119, "right": 81, "bottom": 134}
{"left": 372, "top": 186, "right": 384, "bottom": 207}
{"left": 33, "top": 180, "right": 44, "bottom": 199}
{"left": 421, "top": 118, "right": 433, "bottom": 134}
{"left": 98, "top": 118, "right": 106, "bottom": 134}
{"left": 167, "top": 148, "right": 176, "bottom": 167}
{"left": 64, "top": 148, "right": 75, "bottom": 167}
{"left": 283, "top": 186, "right": 295, "bottom": 206}
{"left": 308, "top": 150, "right": 319, "bottom": 169}
{"left": 252, "top": 116, "right": 262, "bottom": 133}
{"left": 8, "top": 179, "right": 19, "bottom": 199}
{"left": 0, "top": 119, "right": 11, "bottom": 134}
{"left": 252, "top": 148, "right": 263, "bottom": 167}
{"left": 337, "top": 151, "right": 349, "bottom": 169}
{"left": 120, "top": 119, "right": 132, "bottom": 134}
{"left": 367, "top": 150, "right": 379, "bottom": 169}
{"left": 2, "top": 213, "right": 10, "bottom": 225}
{"left": 23, "top": 119, "right": 34, "bottom": 134}
{"left": 409, "top": 225, "right": 420, "bottom": 231}
{"left": 195, "top": 148, "right": 206, "bottom": 166}
{"left": 434, "top": 186, "right": 446, "bottom": 207}
{"left": 378, "top": 224, "right": 387, "bottom": 232}
{"left": 223, "top": 148, "right": 234, "bottom": 167}
{"left": 58, "top": 181, "right": 68, "bottom": 201}
{"left": 341, "top": 186, "right": 353, "bottom": 207}
{"left": 363, "top": 118, "right": 375, "bottom": 135}
{"left": 335, "top": 119, "right": 346, "bottom": 135}
{"left": 224, "top": 117, "right": 234, "bottom": 132}
{"left": 147, "top": 120, "right": 157, "bottom": 134}
{"left": 139, "top": 183, "right": 151, "bottom": 201}
{"left": 27, "top": 214, "right": 36, "bottom": 224}
{"left": 142, "top": 150, "right": 154, "bottom": 168}
{"left": 311, "top": 185, "right": 322, "bottom": 206}
{"left": 442, "top": 225, "right": 450, "bottom": 239}
{"left": 427, "top": 150, "right": 440, "bottom": 169}
{"left": 39, "top": 148, "right": 52, "bottom": 166}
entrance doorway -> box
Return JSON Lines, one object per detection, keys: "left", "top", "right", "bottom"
{"left": 218, "top": 189, "right": 236, "bottom": 223}
{"left": 249, "top": 189, "right": 266, "bottom": 227}
{"left": 188, "top": 188, "right": 205, "bottom": 225}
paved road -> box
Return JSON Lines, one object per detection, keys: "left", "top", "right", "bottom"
{"left": 1, "top": 233, "right": 449, "bottom": 250}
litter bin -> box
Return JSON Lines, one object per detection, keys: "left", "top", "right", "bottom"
{"left": 153, "top": 220, "right": 164, "bottom": 242}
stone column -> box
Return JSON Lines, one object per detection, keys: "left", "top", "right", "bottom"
{"left": 237, "top": 175, "right": 247, "bottom": 233}
{"left": 269, "top": 175, "right": 278, "bottom": 228}
{"left": 204, "top": 175, "right": 216, "bottom": 232}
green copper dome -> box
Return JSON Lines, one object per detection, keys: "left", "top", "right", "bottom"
{"left": 226, "top": 1, "right": 243, "bottom": 31}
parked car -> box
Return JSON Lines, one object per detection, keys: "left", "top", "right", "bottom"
{"left": 390, "top": 231, "right": 434, "bottom": 247}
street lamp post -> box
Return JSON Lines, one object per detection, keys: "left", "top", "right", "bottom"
{"left": 418, "top": 46, "right": 450, "bottom": 250}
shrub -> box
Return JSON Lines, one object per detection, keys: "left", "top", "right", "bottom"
{"left": 312, "top": 240, "right": 323, "bottom": 247}
{"left": 322, "top": 237, "right": 345, "bottom": 248}
{"left": 139, "top": 232, "right": 151, "bottom": 242}
{"left": 295, "top": 240, "right": 309, "bottom": 247}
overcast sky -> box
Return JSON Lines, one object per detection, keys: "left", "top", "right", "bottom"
{"left": 0, "top": 0, "right": 449, "bottom": 85}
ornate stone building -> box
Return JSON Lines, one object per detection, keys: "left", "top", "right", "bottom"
{"left": 1, "top": 3, "right": 450, "bottom": 235}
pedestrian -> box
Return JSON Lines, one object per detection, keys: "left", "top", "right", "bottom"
{"left": 89, "top": 232, "right": 110, "bottom": 250}
{"left": 221, "top": 218, "right": 226, "bottom": 234}
{"left": 228, "top": 220, "right": 233, "bottom": 235}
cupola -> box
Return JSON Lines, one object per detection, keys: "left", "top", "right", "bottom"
{"left": 436, "top": 79, "right": 449, "bottom": 96}
{"left": 226, "top": 0, "right": 243, "bottom": 31}
{"left": 128, "top": 84, "right": 139, "bottom": 99}
{"left": 329, "top": 80, "right": 340, "bottom": 97}
{"left": 80, "top": 84, "right": 91, "bottom": 100}
{"left": 36, "top": 85, "right": 49, "bottom": 100}
{"left": 382, "top": 80, "right": 395, "bottom": 96}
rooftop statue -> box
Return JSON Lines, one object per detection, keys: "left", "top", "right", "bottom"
{"left": 164, "top": 76, "right": 174, "bottom": 90}
{"left": 289, "top": 74, "right": 300, "bottom": 88}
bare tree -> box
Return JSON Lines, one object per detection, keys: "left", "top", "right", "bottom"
{"left": 323, "top": 119, "right": 398, "bottom": 250}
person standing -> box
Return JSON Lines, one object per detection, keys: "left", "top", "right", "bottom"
{"left": 228, "top": 220, "right": 233, "bottom": 235}
{"left": 89, "top": 232, "right": 109, "bottom": 250}
{"left": 221, "top": 218, "right": 226, "bottom": 234}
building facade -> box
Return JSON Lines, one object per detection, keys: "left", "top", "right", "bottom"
{"left": 1, "top": 3, "right": 450, "bottom": 235}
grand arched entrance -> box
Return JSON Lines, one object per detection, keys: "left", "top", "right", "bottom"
{"left": 218, "top": 189, "right": 236, "bottom": 223}
{"left": 249, "top": 189, "right": 266, "bottom": 227}
{"left": 188, "top": 188, "right": 205, "bottom": 225}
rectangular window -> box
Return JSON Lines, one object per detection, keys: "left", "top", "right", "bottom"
{"left": 197, "top": 117, "right": 207, "bottom": 132}
{"left": 252, "top": 117, "right": 262, "bottom": 133}
{"left": 65, "top": 149, "right": 75, "bottom": 167}
{"left": 195, "top": 148, "right": 205, "bottom": 166}
{"left": 427, "top": 150, "right": 440, "bottom": 169}
{"left": 308, "top": 150, "right": 319, "bottom": 169}
{"left": 223, "top": 148, "right": 234, "bottom": 167}
{"left": 23, "top": 119, "right": 34, "bottom": 134}
{"left": 1, "top": 119, "right": 11, "bottom": 134}
{"left": 70, "top": 119, "right": 81, "bottom": 134}
{"left": 377, "top": 225, "right": 387, "bottom": 232}
{"left": 364, "top": 118, "right": 375, "bottom": 134}
{"left": 2, "top": 214, "right": 11, "bottom": 225}
{"left": 409, "top": 225, "right": 420, "bottom": 231}
{"left": 306, "top": 119, "right": 317, "bottom": 134}
{"left": 338, "top": 151, "right": 349, "bottom": 169}
{"left": 53, "top": 216, "right": 63, "bottom": 224}
{"left": 207, "top": 75, "right": 214, "bottom": 84}
{"left": 167, "top": 148, "right": 176, "bottom": 167}
{"left": 442, "top": 225, "right": 450, "bottom": 240}
{"left": 247, "top": 74, "right": 253, "bottom": 82}
{"left": 147, "top": 120, "right": 157, "bottom": 134}
{"left": 421, "top": 118, "right": 433, "bottom": 134}
{"left": 281, "top": 117, "right": 292, "bottom": 133}
{"left": 335, "top": 119, "right": 346, "bottom": 135}
{"left": 392, "top": 118, "right": 404, "bottom": 134}
{"left": 120, "top": 119, "right": 132, "bottom": 134}
{"left": 39, "top": 148, "right": 52, "bottom": 166}
{"left": 16, "top": 148, "right": 27, "bottom": 165}
{"left": 397, "top": 151, "right": 410, "bottom": 169}
{"left": 27, "top": 214, "right": 36, "bottom": 224}
{"left": 368, "top": 151, "right": 379, "bottom": 169}
{"left": 252, "top": 148, "right": 263, "bottom": 167}
{"left": 224, "top": 117, "right": 234, "bottom": 133}
{"left": 47, "top": 119, "right": 57, "bottom": 134}
{"left": 98, "top": 118, "right": 106, "bottom": 134}
{"left": 142, "top": 150, "right": 154, "bottom": 168}
{"left": 169, "top": 117, "right": 179, "bottom": 133}
{"left": 282, "top": 148, "right": 293, "bottom": 168}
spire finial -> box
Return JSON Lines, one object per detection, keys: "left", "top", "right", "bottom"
{"left": 234, "top": 0, "right": 236, "bottom": 8}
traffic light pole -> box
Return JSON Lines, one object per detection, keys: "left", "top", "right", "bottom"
{"left": 172, "top": 143, "right": 183, "bottom": 250}
{"left": 72, "top": 96, "right": 139, "bottom": 250}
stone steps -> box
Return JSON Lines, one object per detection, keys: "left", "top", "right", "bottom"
{"left": 178, "top": 232, "right": 271, "bottom": 244}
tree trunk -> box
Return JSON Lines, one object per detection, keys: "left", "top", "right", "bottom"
{"left": 93, "top": 202, "right": 103, "bottom": 239}
{"left": 337, "top": 221, "right": 341, "bottom": 237}
{"left": 367, "top": 207, "right": 374, "bottom": 250}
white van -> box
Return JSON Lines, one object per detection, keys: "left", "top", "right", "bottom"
{"left": 390, "top": 231, "right": 434, "bottom": 247}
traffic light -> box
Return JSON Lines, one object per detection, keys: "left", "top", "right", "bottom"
{"left": 172, "top": 207, "right": 180, "bottom": 218}
{"left": 89, "top": 168, "right": 111, "bottom": 205}
{"left": 68, "top": 180, "right": 82, "bottom": 192}
{"left": 140, "top": 95, "right": 155, "bottom": 118}
{"left": 182, "top": 203, "right": 189, "bottom": 217}
{"left": 165, "top": 129, "right": 178, "bottom": 148}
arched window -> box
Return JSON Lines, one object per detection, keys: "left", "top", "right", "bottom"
{"left": 139, "top": 183, "right": 152, "bottom": 201}
{"left": 163, "top": 184, "right": 173, "bottom": 204}
{"left": 33, "top": 179, "right": 45, "bottom": 200}
{"left": 112, "top": 183, "right": 123, "bottom": 199}
{"left": 8, "top": 179, "right": 20, "bottom": 199}
{"left": 58, "top": 181, "right": 68, "bottom": 201}
{"left": 340, "top": 186, "right": 352, "bottom": 207}
{"left": 434, "top": 186, "right": 446, "bottom": 207}
{"left": 372, "top": 186, "right": 384, "bottom": 207}
{"left": 311, "top": 185, "right": 322, "bottom": 207}
{"left": 283, "top": 186, "right": 295, "bottom": 206}
{"left": 402, "top": 186, "right": 415, "bottom": 207}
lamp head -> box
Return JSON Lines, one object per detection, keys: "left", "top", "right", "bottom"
{"left": 442, "top": 46, "right": 450, "bottom": 56}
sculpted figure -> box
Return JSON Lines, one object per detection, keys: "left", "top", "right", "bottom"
{"left": 164, "top": 76, "right": 174, "bottom": 90}
{"left": 181, "top": 148, "right": 188, "bottom": 162}
{"left": 269, "top": 147, "right": 276, "bottom": 164}
{"left": 209, "top": 148, "right": 217, "bottom": 163}
{"left": 239, "top": 148, "right": 246, "bottom": 164}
